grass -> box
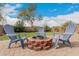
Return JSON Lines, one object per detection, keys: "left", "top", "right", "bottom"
{"left": 0, "top": 32, "right": 53, "bottom": 41}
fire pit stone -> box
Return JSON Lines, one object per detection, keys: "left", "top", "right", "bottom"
{"left": 27, "top": 36, "right": 52, "bottom": 50}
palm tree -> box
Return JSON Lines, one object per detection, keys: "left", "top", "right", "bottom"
{"left": 17, "top": 3, "right": 36, "bottom": 27}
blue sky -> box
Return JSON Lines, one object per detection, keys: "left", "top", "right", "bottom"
{"left": 1, "top": 3, "right": 79, "bottom": 18}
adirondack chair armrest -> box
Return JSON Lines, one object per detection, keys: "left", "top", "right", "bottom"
{"left": 52, "top": 32, "right": 72, "bottom": 39}
{"left": 62, "top": 33, "right": 73, "bottom": 35}
{"left": 6, "top": 33, "right": 21, "bottom": 39}
{"left": 36, "top": 32, "right": 43, "bottom": 34}
{"left": 58, "top": 33, "right": 73, "bottom": 39}
{"left": 53, "top": 32, "right": 61, "bottom": 39}
{"left": 6, "top": 34, "right": 18, "bottom": 36}
{"left": 53, "top": 32, "right": 62, "bottom": 37}
{"left": 36, "top": 32, "right": 44, "bottom": 35}
{"left": 53, "top": 32, "right": 62, "bottom": 35}
{"left": 17, "top": 33, "right": 28, "bottom": 39}
{"left": 23, "top": 32, "right": 27, "bottom": 37}
{"left": 17, "top": 33, "right": 21, "bottom": 39}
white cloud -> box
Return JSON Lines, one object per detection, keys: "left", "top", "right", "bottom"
{"left": 1, "top": 11, "right": 79, "bottom": 27}
{"left": 39, "top": 12, "right": 79, "bottom": 27}
{"left": 33, "top": 20, "right": 45, "bottom": 27}
{"left": 42, "top": 16, "right": 68, "bottom": 25}
{"left": 67, "top": 5, "right": 79, "bottom": 12}
{"left": 4, "top": 4, "right": 11, "bottom": 8}
{"left": 0, "top": 15, "right": 19, "bottom": 25}
{"left": 4, "top": 4, "right": 16, "bottom": 10}
{"left": 47, "top": 12, "right": 79, "bottom": 24}
{"left": 16, "top": 4, "right": 22, "bottom": 8}
{"left": 1, "top": 4, "right": 22, "bottom": 17}
{"left": 5, "top": 15, "right": 19, "bottom": 25}
{"left": 67, "top": 6, "right": 74, "bottom": 12}
{"left": 45, "top": 20, "right": 61, "bottom": 27}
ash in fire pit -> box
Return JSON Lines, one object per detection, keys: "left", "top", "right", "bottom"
{"left": 32, "top": 35, "right": 45, "bottom": 39}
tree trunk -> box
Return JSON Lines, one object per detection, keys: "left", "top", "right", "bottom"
{"left": 30, "top": 20, "right": 33, "bottom": 27}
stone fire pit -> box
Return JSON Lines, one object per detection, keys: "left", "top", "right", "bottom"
{"left": 27, "top": 36, "right": 52, "bottom": 50}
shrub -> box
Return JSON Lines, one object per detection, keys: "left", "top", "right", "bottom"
{"left": 14, "top": 20, "right": 25, "bottom": 32}
{"left": 44, "top": 25, "right": 51, "bottom": 32}
{"left": 24, "top": 26, "right": 38, "bottom": 32}
{"left": 14, "top": 26, "right": 25, "bottom": 32}
{"left": 0, "top": 25, "right": 4, "bottom": 36}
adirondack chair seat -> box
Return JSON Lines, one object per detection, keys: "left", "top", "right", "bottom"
{"left": 58, "top": 33, "right": 73, "bottom": 41}
{"left": 36, "top": 32, "right": 46, "bottom": 36}
{"left": 6, "top": 33, "right": 27, "bottom": 42}
{"left": 54, "top": 33, "right": 72, "bottom": 40}
{"left": 10, "top": 38, "right": 26, "bottom": 43}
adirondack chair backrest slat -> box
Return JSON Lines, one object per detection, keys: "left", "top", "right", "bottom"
{"left": 65, "top": 23, "right": 76, "bottom": 33}
{"left": 62, "top": 23, "right": 76, "bottom": 41}
{"left": 37, "top": 27, "right": 45, "bottom": 36}
{"left": 3, "top": 24, "right": 17, "bottom": 40}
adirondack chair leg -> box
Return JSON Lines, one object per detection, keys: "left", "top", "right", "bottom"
{"left": 8, "top": 42, "right": 12, "bottom": 48}
{"left": 15, "top": 41, "right": 18, "bottom": 44}
{"left": 53, "top": 44, "right": 59, "bottom": 49}
{"left": 67, "top": 41, "right": 72, "bottom": 48}
{"left": 25, "top": 38, "right": 28, "bottom": 43}
{"left": 20, "top": 40, "right": 24, "bottom": 49}
{"left": 63, "top": 41, "right": 65, "bottom": 45}
{"left": 53, "top": 38, "right": 59, "bottom": 49}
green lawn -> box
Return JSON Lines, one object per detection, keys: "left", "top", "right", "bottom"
{"left": 0, "top": 32, "right": 53, "bottom": 41}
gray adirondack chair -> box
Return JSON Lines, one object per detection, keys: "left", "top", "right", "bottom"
{"left": 3, "top": 24, "right": 27, "bottom": 49}
{"left": 37, "top": 27, "right": 46, "bottom": 37}
{"left": 53, "top": 23, "right": 76, "bottom": 48}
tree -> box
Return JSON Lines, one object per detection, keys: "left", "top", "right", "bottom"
{"left": 0, "top": 4, "right": 5, "bottom": 35}
{"left": 0, "top": 4, "right": 6, "bottom": 24}
{"left": 0, "top": 4, "right": 4, "bottom": 21}
{"left": 17, "top": 3, "right": 36, "bottom": 27}
{"left": 14, "top": 20, "right": 25, "bottom": 32}
{"left": 0, "top": 13, "right": 3, "bottom": 21}
{"left": 38, "top": 15, "right": 43, "bottom": 21}
{"left": 44, "top": 25, "right": 51, "bottom": 32}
